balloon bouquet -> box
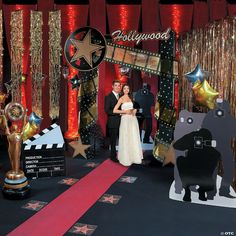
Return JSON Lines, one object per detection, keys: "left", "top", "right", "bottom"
{"left": 22, "top": 111, "right": 42, "bottom": 141}
{"left": 185, "top": 64, "right": 219, "bottom": 109}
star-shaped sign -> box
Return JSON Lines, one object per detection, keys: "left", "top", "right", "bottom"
{"left": 70, "top": 30, "right": 105, "bottom": 68}
{"left": 22, "top": 200, "right": 47, "bottom": 211}
{"left": 58, "top": 178, "right": 78, "bottom": 186}
{"left": 99, "top": 194, "right": 121, "bottom": 204}
{"left": 70, "top": 223, "right": 97, "bottom": 235}
{"left": 119, "top": 176, "right": 137, "bottom": 183}
{"left": 73, "top": 225, "right": 94, "bottom": 234}
{"left": 163, "top": 143, "right": 176, "bottom": 166}
{"left": 64, "top": 27, "right": 106, "bottom": 71}
{"left": 69, "top": 139, "right": 91, "bottom": 159}
{"left": 84, "top": 162, "right": 99, "bottom": 168}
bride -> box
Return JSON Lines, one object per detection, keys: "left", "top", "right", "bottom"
{"left": 113, "top": 84, "right": 143, "bottom": 166}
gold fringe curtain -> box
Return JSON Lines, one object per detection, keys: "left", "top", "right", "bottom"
{"left": 48, "top": 10, "right": 61, "bottom": 119}
{"left": 179, "top": 16, "right": 236, "bottom": 114}
{"left": 0, "top": 10, "right": 3, "bottom": 92}
{"left": 30, "top": 11, "right": 43, "bottom": 116}
{"left": 179, "top": 16, "right": 236, "bottom": 188}
{"left": 10, "top": 10, "right": 23, "bottom": 103}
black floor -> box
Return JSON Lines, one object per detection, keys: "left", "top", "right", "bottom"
{"left": 0, "top": 144, "right": 236, "bottom": 236}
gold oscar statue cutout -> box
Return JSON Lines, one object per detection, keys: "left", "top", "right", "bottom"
{"left": 1, "top": 102, "right": 30, "bottom": 199}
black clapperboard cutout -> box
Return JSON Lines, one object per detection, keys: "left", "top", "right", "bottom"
{"left": 23, "top": 124, "right": 65, "bottom": 179}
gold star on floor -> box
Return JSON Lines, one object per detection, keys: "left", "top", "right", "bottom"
{"left": 70, "top": 30, "right": 105, "bottom": 68}
{"left": 163, "top": 142, "right": 176, "bottom": 166}
{"left": 69, "top": 139, "right": 91, "bottom": 159}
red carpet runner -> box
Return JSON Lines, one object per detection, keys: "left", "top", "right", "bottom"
{"left": 9, "top": 159, "right": 128, "bottom": 236}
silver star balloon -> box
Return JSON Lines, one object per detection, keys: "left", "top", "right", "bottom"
{"left": 184, "top": 64, "right": 209, "bottom": 84}
{"left": 4, "top": 80, "right": 13, "bottom": 94}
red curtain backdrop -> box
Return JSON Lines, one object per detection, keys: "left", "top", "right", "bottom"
{"left": 228, "top": 4, "right": 236, "bottom": 16}
{"left": 2, "top": 2, "right": 236, "bottom": 135}
{"left": 3, "top": 4, "right": 36, "bottom": 112}
{"left": 107, "top": 5, "right": 141, "bottom": 48}
{"left": 209, "top": 0, "right": 227, "bottom": 21}
{"left": 89, "top": 0, "right": 107, "bottom": 135}
{"left": 142, "top": 0, "right": 160, "bottom": 51}
{"left": 106, "top": 4, "right": 141, "bottom": 87}
{"left": 160, "top": 4, "right": 194, "bottom": 36}
{"left": 193, "top": 1, "right": 209, "bottom": 29}
{"left": 55, "top": 4, "right": 89, "bottom": 138}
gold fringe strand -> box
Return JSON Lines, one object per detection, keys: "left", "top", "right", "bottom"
{"left": 48, "top": 10, "right": 62, "bottom": 119}
{"left": 30, "top": 10, "right": 43, "bottom": 116}
{"left": 10, "top": 10, "right": 23, "bottom": 103}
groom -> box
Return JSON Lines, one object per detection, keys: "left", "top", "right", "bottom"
{"left": 105, "top": 80, "right": 122, "bottom": 162}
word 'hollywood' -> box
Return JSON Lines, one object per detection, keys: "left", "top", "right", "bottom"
{"left": 111, "top": 28, "right": 171, "bottom": 45}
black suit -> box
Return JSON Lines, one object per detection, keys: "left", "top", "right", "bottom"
{"left": 104, "top": 92, "right": 121, "bottom": 159}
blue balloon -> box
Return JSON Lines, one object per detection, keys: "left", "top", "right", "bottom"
{"left": 184, "top": 64, "right": 209, "bottom": 84}
{"left": 28, "top": 112, "right": 42, "bottom": 126}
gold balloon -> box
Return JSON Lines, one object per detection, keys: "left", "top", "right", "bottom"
{"left": 22, "top": 122, "right": 39, "bottom": 141}
{"left": 0, "top": 93, "right": 8, "bottom": 104}
{"left": 192, "top": 80, "right": 219, "bottom": 109}
{"left": 154, "top": 101, "right": 160, "bottom": 120}
{"left": 21, "top": 75, "right": 27, "bottom": 83}
{"left": 0, "top": 114, "right": 7, "bottom": 135}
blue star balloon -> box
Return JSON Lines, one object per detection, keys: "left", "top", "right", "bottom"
{"left": 70, "top": 74, "right": 80, "bottom": 89}
{"left": 28, "top": 112, "right": 42, "bottom": 126}
{"left": 184, "top": 64, "right": 209, "bottom": 84}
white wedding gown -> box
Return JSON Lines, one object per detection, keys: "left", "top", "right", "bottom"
{"left": 118, "top": 102, "right": 143, "bottom": 166}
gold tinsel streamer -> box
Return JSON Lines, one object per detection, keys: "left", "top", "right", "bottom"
{"left": 10, "top": 10, "right": 23, "bottom": 103}
{"left": 179, "top": 16, "right": 236, "bottom": 188}
{"left": 48, "top": 10, "right": 62, "bottom": 119}
{"left": 0, "top": 10, "right": 3, "bottom": 92}
{"left": 30, "top": 11, "right": 43, "bottom": 116}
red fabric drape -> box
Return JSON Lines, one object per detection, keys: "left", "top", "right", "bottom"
{"left": 106, "top": 4, "right": 141, "bottom": 91}
{"left": 228, "top": 4, "right": 236, "bottom": 16}
{"left": 142, "top": 0, "right": 160, "bottom": 51}
{"left": 160, "top": 4, "right": 193, "bottom": 36}
{"left": 90, "top": 0, "right": 107, "bottom": 135}
{"left": 107, "top": 5, "right": 141, "bottom": 47}
{"left": 209, "top": 0, "right": 227, "bottom": 21}
{"left": 55, "top": 4, "right": 89, "bottom": 139}
{"left": 193, "top": 1, "right": 209, "bottom": 29}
